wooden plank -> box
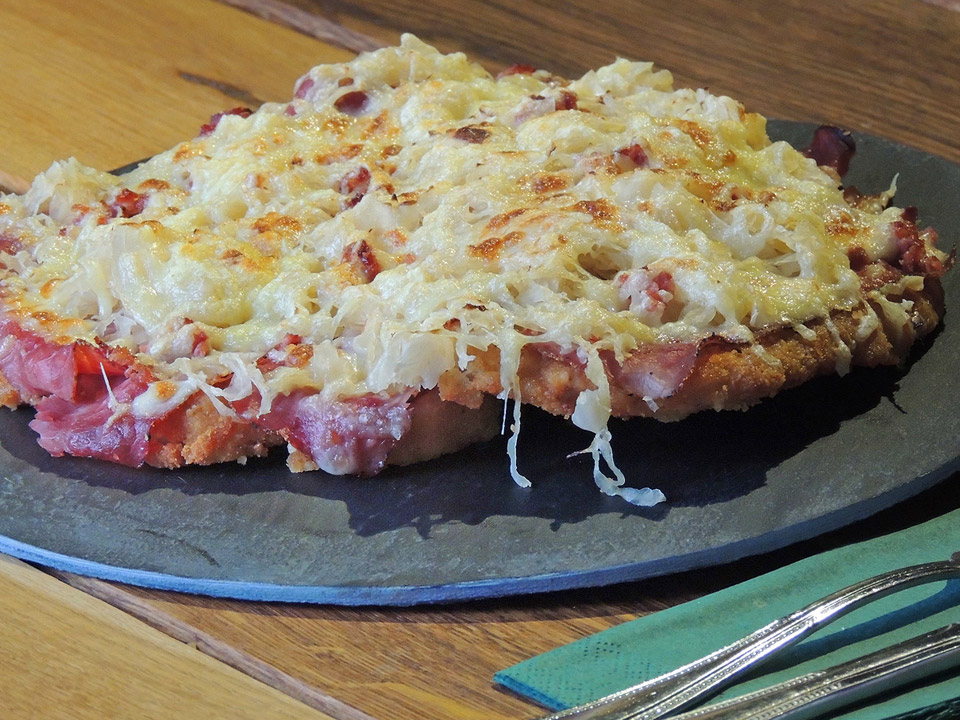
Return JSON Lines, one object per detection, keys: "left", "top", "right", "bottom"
{"left": 0, "top": 555, "right": 331, "bottom": 720}
{"left": 73, "top": 576, "right": 644, "bottom": 720}
{"left": 220, "top": 0, "right": 383, "bottom": 53}
{"left": 46, "top": 569, "right": 377, "bottom": 720}
{"left": 0, "top": 0, "right": 353, "bottom": 181}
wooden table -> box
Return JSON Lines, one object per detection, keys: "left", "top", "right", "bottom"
{"left": 2, "top": 1, "right": 959, "bottom": 717}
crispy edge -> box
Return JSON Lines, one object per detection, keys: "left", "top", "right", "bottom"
{"left": 437, "top": 278, "right": 945, "bottom": 422}
{"left": 0, "top": 366, "right": 282, "bottom": 466}
{"left": 0, "top": 279, "right": 943, "bottom": 468}
{"left": 0, "top": 368, "right": 21, "bottom": 409}
{"left": 145, "top": 391, "right": 282, "bottom": 469}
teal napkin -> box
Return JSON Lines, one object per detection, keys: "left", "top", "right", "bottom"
{"left": 495, "top": 507, "right": 960, "bottom": 719}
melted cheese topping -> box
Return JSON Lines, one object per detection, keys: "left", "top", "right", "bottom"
{"left": 0, "top": 36, "right": 929, "bottom": 498}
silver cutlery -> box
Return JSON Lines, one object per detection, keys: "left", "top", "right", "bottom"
{"left": 537, "top": 552, "right": 960, "bottom": 720}
{"left": 667, "top": 622, "right": 960, "bottom": 720}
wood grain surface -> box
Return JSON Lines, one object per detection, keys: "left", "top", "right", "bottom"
{"left": 0, "top": 555, "right": 329, "bottom": 719}
{"left": 0, "top": 0, "right": 352, "bottom": 181}
{"left": 2, "top": 1, "right": 960, "bottom": 719}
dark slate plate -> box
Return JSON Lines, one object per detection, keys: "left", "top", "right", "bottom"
{"left": 1, "top": 121, "right": 958, "bottom": 605}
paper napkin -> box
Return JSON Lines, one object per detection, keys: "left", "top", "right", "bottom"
{"left": 495, "top": 506, "right": 960, "bottom": 719}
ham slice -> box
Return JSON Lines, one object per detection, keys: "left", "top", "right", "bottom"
{"left": 802, "top": 125, "right": 856, "bottom": 178}
{"left": 257, "top": 390, "right": 415, "bottom": 475}
{"left": 0, "top": 319, "right": 131, "bottom": 403}
{"left": 604, "top": 342, "right": 700, "bottom": 400}
{"left": 0, "top": 320, "right": 78, "bottom": 402}
{"left": 256, "top": 387, "right": 500, "bottom": 475}
{"left": 30, "top": 377, "right": 152, "bottom": 466}
{"left": 0, "top": 315, "right": 155, "bottom": 466}
{"left": 1, "top": 311, "right": 495, "bottom": 472}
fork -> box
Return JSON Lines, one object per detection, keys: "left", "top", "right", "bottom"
{"left": 665, "top": 622, "right": 960, "bottom": 720}
{"left": 537, "top": 551, "right": 960, "bottom": 720}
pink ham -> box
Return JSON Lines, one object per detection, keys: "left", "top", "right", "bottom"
{"left": 257, "top": 390, "right": 415, "bottom": 475}
{"left": 199, "top": 106, "right": 253, "bottom": 137}
{"left": 604, "top": 342, "right": 700, "bottom": 399}
{"left": 529, "top": 339, "right": 699, "bottom": 402}
{"left": 0, "top": 327, "right": 76, "bottom": 402}
{"left": 0, "top": 319, "right": 131, "bottom": 403}
{"left": 0, "top": 231, "right": 23, "bottom": 254}
{"left": 802, "top": 125, "right": 856, "bottom": 178}
{"left": 29, "top": 376, "right": 152, "bottom": 466}
{"left": 0, "top": 319, "right": 85, "bottom": 402}
{"left": 1, "top": 313, "right": 437, "bottom": 472}
{"left": 520, "top": 339, "right": 701, "bottom": 407}
{"left": 0, "top": 316, "right": 157, "bottom": 465}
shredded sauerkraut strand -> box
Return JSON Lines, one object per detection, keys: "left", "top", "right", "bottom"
{"left": 571, "top": 348, "right": 666, "bottom": 506}
{"left": 503, "top": 393, "right": 531, "bottom": 489}
{"left": 582, "top": 428, "right": 666, "bottom": 506}
{"left": 99, "top": 362, "right": 130, "bottom": 429}
{"left": 499, "top": 336, "right": 532, "bottom": 488}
